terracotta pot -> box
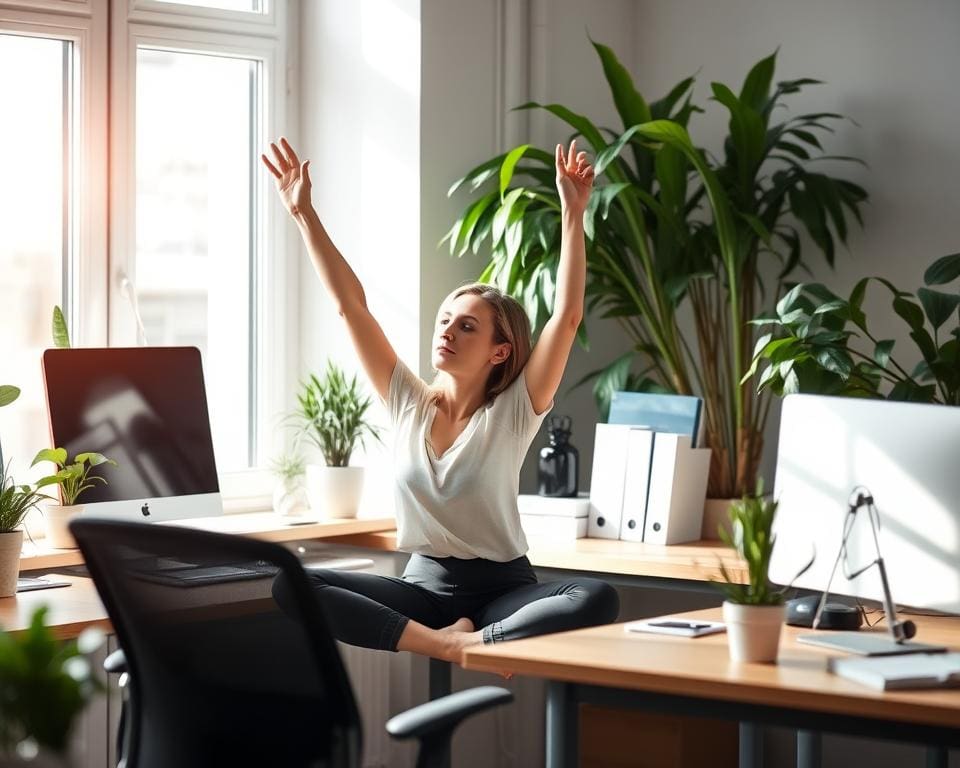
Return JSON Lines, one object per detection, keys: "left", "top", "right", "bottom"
{"left": 723, "top": 601, "right": 785, "bottom": 663}
{"left": 305, "top": 465, "right": 364, "bottom": 519}
{"left": 44, "top": 505, "right": 83, "bottom": 550}
{"left": 701, "top": 498, "right": 736, "bottom": 540}
{"left": 0, "top": 529, "right": 23, "bottom": 597}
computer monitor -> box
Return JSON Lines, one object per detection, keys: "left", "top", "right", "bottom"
{"left": 770, "top": 394, "right": 960, "bottom": 615}
{"left": 42, "top": 347, "right": 222, "bottom": 522}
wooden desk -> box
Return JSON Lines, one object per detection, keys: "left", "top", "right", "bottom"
{"left": 18, "top": 513, "right": 397, "bottom": 572}
{"left": 4, "top": 514, "right": 396, "bottom": 636}
{"left": 329, "top": 530, "right": 748, "bottom": 584}
{"left": 462, "top": 608, "right": 960, "bottom": 768}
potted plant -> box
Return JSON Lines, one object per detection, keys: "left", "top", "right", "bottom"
{"left": 444, "top": 41, "right": 867, "bottom": 517}
{"left": 290, "top": 361, "right": 381, "bottom": 520}
{"left": 0, "top": 606, "right": 105, "bottom": 766}
{"left": 747, "top": 252, "right": 960, "bottom": 404}
{"left": 31, "top": 449, "right": 116, "bottom": 550}
{"left": 714, "top": 487, "right": 808, "bottom": 662}
{"left": 269, "top": 452, "right": 309, "bottom": 519}
{"left": 0, "top": 384, "right": 21, "bottom": 484}
{"left": 0, "top": 460, "right": 46, "bottom": 598}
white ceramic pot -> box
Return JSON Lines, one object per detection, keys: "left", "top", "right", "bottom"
{"left": 702, "top": 498, "right": 736, "bottom": 540}
{"left": 723, "top": 600, "right": 785, "bottom": 663}
{"left": 272, "top": 476, "right": 309, "bottom": 519}
{"left": 0, "top": 528, "right": 24, "bottom": 598}
{"left": 44, "top": 505, "right": 83, "bottom": 550}
{"left": 305, "top": 465, "right": 364, "bottom": 520}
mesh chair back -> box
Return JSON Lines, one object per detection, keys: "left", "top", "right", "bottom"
{"left": 71, "top": 519, "right": 362, "bottom": 768}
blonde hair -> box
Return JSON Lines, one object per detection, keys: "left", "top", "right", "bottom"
{"left": 439, "top": 282, "right": 532, "bottom": 403}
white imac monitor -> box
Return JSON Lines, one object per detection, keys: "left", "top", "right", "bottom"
{"left": 42, "top": 347, "right": 222, "bottom": 522}
{"left": 770, "top": 394, "right": 960, "bottom": 615}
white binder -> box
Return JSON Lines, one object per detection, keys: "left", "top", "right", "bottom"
{"left": 618, "top": 429, "right": 654, "bottom": 542}
{"left": 587, "top": 424, "right": 631, "bottom": 539}
{"left": 642, "top": 433, "right": 711, "bottom": 545}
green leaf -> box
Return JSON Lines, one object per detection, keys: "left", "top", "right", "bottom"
{"left": 593, "top": 124, "right": 643, "bottom": 177}
{"left": 52, "top": 305, "right": 71, "bottom": 348}
{"left": 31, "top": 448, "right": 68, "bottom": 468}
{"left": 74, "top": 453, "right": 115, "bottom": 467}
{"left": 447, "top": 152, "right": 507, "bottom": 197}
{"left": 893, "top": 296, "right": 925, "bottom": 332}
{"left": 591, "top": 39, "right": 652, "bottom": 129}
{"left": 917, "top": 288, "right": 960, "bottom": 332}
{"left": 0, "top": 385, "right": 20, "bottom": 408}
{"left": 923, "top": 253, "right": 960, "bottom": 286}
{"left": 515, "top": 102, "right": 607, "bottom": 152}
{"left": 740, "top": 51, "right": 777, "bottom": 112}
{"left": 873, "top": 339, "right": 895, "bottom": 368}
{"left": 499, "top": 144, "right": 530, "bottom": 200}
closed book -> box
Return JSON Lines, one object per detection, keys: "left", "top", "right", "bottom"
{"left": 587, "top": 424, "right": 632, "bottom": 539}
{"left": 642, "top": 433, "right": 711, "bottom": 545}
{"left": 609, "top": 391, "right": 703, "bottom": 446}
{"left": 829, "top": 652, "right": 960, "bottom": 691}
{"left": 618, "top": 429, "right": 654, "bottom": 542}
{"left": 520, "top": 513, "right": 588, "bottom": 540}
{"left": 517, "top": 493, "right": 590, "bottom": 518}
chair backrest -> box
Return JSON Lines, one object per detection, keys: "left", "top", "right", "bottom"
{"left": 70, "top": 519, "right": 362, "bottom": 768}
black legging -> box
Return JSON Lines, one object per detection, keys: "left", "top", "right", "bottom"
{"left": 273, "top": 552, "right": 619, "bottom": 651}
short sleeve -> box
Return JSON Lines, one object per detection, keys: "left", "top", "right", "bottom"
{"left": 490, "top": 368, "right": 553, "bottom": 441}
{"left": 386, "top": 358, "right": 429, "bottom": 426}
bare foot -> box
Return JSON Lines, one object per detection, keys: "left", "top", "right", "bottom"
{"left": 439, "top": 617, "right": 475, "bottom": 634}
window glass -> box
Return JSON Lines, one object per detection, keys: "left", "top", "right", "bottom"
{"left": 0, "top": 34, "right": 70, "bottom": 482}
{"left": 135, "top": 48, "right": 258, "bottom": 472}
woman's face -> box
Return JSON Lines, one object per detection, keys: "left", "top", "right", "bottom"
{"left": 432, "top": 293, "right": 511, "bottom": 378}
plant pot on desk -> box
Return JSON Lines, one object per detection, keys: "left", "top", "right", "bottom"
{"left": 306, "top": 465, "right": 364, "bottom": 520}
{"left": 723, "top": 601, "right": 785, "bottom": 663}
{"left": 701, "top": 498, "right": 736, "bottom": 540}
{"left": 44, "top": 504, "right": 83, "bottom": 549}
{"left": 0, "top": 529, "right": 24, "bottom": 597}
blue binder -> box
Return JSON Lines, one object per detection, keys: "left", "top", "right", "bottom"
{"left": 607, "top": 391, "right": 703, "bottom": 447}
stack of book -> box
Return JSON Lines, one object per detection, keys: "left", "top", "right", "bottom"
{"left": 518, "top": 493, "right": 590, "bottom": 541}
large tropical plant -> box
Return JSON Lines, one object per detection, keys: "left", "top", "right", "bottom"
{"left": 444, "top": 42, "right": 867, "bottom": 497}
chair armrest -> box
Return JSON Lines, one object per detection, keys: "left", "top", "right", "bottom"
{"left": 104, "top": 649, "right": 127, "bottom": 675}
{"left": 386, "top": 686, "right": 513, "bottom": 740}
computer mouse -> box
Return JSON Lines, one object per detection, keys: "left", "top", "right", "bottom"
{"left": 785, "top": 594, "right": 863, "bottom": 630}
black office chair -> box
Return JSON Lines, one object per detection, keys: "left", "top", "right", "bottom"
{"left": 70, "top": 519, "right": 512, "bottom": 768}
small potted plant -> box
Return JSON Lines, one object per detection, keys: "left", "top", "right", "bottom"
{"left": 0, "top": 606, "right": 105, "bottom": 766}
{"left": 31, "top": 449, "right": 116, "bottom": 549}
{"left": 0, "top": 460, "right": 47, "bottom": 598}
{"left": 715, "top": 485, "right": 805, "bottom": 663}
{"left": 269, "top": 452, "right": 309, "bottom": 519}
{"left": 290, "top": 361, "right": 381, "bottom": 519}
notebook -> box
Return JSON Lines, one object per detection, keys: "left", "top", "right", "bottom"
{"left": 829, "top": 652, "right": 960, "bottom": 691}
{"left": 608, "top": 392, "right": 702, "bottom": 447}
{"left": 624, "top": 616, "right": 726, "bottom": 638}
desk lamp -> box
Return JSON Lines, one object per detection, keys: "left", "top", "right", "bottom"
{"left": 799, "top": 487, "right": 947, "bottom": 656}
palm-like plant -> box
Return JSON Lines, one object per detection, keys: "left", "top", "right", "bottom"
{"left": 444, "top": 42, "right": 867, "bottom": 498}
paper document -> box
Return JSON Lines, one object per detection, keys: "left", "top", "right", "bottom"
{"left": 829, "top": 652, "right": 960, "bottom": 690}
{"left": 624, "top": 616, "right": 726, "bottom": 638}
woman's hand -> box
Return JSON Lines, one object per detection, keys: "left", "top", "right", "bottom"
{"left": 555, "top": 139, "right": 594, "bottom": 215}
{"left": 261, "top": 137, "right": 312, "bottom": 217}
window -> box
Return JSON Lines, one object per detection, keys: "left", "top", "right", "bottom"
{"left": 0, "top": 0, "right": 290, "bottom": 496}
{"left": 0, "top": 33, "right": 74, "bottom": 481}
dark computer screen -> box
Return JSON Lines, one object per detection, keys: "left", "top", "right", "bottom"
{"left": 42, "top": 347, "right": 220, "bottom": 503}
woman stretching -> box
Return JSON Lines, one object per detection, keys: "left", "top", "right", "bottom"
{"left": 263, "top": 136, "right": 619, "bottom": 665}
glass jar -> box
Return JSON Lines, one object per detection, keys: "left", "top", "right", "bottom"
{"left": 538, "top": 415, "right": 579, "bottom": 497}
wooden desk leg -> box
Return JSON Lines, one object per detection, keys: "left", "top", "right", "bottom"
{"left": 546, "top": 681, "right": 578, "bottom": 768}
{"left": 926, "top": 747, "right": 948, "bottom": 768}
{"left": 796, "top": 730, "right": 821, "bottom": 768}
{"left": 739, "top": 722, "right": 762, "bottom": 768}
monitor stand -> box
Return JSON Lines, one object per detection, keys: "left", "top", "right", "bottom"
{"left": 797, "top": 632, "right": 947, "bottom": 657}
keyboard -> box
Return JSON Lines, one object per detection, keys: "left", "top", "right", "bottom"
{"left": 132, "top": 560, "right": 279, "bottom": 588}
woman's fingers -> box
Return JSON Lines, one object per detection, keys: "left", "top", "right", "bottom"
{"left": 270, "top": 141, "right": 290, "bottom": 173}
{"left": 301, "top": 159, "right": 311, "bottom": 187}
{"left": 261, "top": 153, "right": 282, "bottom": 179}
{"left": 555, "top": 142, "right": 565, "bottom": 170}
{"left": 567, "top": 139, "right": 577, "bottom": 171}
{"left": 280, "top": 136, "right": 300, "bottom": 168}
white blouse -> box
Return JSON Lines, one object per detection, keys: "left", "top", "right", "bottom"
{"left": 385, "top": 359, "right": 551, "bottom": 561}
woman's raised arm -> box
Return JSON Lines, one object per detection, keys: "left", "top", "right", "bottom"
{"left": 523, "top": 139, "right": 594, "bottom": 414}
{"left": 262, "top": 138, "right": 397, "bottom": 400}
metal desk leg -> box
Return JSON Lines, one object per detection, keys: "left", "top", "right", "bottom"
{"left": 428, "top": 659, "right": 452, "bottom": 768}
{"left": 546, "top": 681, "right": 578, "bottom": 768}
{"left": 739, "top": 722, "right": 762, "bottom": 768}
{"left": 796, "top": 730, "right": 821, "bottom": 768}
{"left": 926, "top": 747, "right": 948, "bottom": 768}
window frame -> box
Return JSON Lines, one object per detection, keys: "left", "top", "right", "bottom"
{"left": 0, "top": 0, "right": 295, "bottom": 503}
